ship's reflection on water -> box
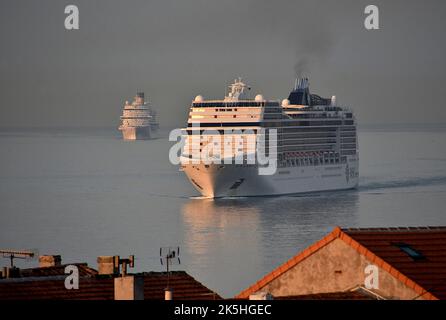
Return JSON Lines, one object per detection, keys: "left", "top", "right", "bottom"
{"left": 181, "top": 191, "right": 359, "bottom": 297}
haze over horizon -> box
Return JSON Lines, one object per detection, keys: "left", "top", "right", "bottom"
{"left": 1, "top": 0, "right": 446, "bottom": 128}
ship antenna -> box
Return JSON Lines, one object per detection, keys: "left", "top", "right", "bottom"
{"left": 294, "top": 78, "right": 298, "bottom": 90}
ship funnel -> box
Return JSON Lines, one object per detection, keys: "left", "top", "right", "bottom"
{"left": 135, "top": 92, "right": 145, "bottom": 105}
{"left": 288, "top": 78, "right": 311, "bottom": 105}
{"left": 136, "top": 92, "right": 145, "bottom": 99}
{"left": 296, "top": 78, "right": 309, "bottom": 90}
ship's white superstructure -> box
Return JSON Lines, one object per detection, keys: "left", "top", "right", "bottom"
{"left": 119, "top": 92, "right": 159, "bottom": 140}
{"left": 180, "top": 78, "right": 359, "bottom": 198}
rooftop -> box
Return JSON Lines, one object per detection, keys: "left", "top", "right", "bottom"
{"left": 274, "top": 288, "right": 381, "bottom": 300}
{"left": 0, "top": 263, "right": 221, "bottom": 300}
{"left": 342, "top": 226, "right": 446, "bottom": 300}
{"left": 237, "top": 226, "right": 446, "bottom": 300}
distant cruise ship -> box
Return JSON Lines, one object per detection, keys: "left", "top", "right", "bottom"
{"left": 180, "top": 78, "right": 359, "bottom": 198}
{"left": 119, "top": 92, "right": 159, "bottom": 140}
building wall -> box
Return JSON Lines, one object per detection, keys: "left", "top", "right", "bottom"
{"left": 261, "top": 238, "right": 422, "bottom": 300}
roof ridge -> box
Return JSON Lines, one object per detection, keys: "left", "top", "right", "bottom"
{"left": 337, "top": 229, "right": 438, "bottom": 300}
{"left": 235, "top": 226, "right": 342, "bottom": 299}
{"left": 0, "top": 275, "right": 100, "bottom": 283}
{"left": 20, "top": 262, "right": 91, "bottom": 271}
{"left": 342, "top": 226, "right": 446, "bottom": 233}
{"left": 236, "top": 226, "right": 442, "bottom": 300}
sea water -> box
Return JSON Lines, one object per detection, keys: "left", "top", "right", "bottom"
{"left": 1, "top": 125, "right": 445, "bottom": 297}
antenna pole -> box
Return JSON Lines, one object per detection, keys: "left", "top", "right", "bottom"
{"left": 167, "top": 256, "right": 170, "bottom": 289}
{"left": 160, "top": 247, "right": 180, "bottom": 296}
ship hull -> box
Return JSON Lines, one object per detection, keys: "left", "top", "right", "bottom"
{"left": 180, "top": 155, "right": 359, "bottom": 198}
{"left": 119, "top": 126, "right": 158, "bottom": 140}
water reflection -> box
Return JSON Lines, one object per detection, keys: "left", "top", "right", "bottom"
{"left": 182, "top": 198, "right": 260, "bottom": 256}
{"left": 181, "top": 191, "right": 359, "bottom": 297}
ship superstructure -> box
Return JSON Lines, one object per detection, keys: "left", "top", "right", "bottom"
{"left": 180, "top": 78, "right": 358, "bottom": 197}
{"left": 119, "top": 92, "right": 159, "bottom": 140}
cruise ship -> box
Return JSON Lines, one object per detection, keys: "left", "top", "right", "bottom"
{"left": 119, "top": 92, "right": 159, "bottom": 140}
{"left": 179, "top": 78, "right": 359, "bottom": 198}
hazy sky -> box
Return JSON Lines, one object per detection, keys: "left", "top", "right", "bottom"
{"left": 1, "top": 0, "right": 446, "bottom": 128}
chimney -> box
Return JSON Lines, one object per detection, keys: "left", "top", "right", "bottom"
{"left": 39, "top": 255, "right": 62, "bottom": 268}
{"left": 97, "top": 256, "right": 119, "bottom": 275}
{"left": 165, "top": 288, "right": 173, "bottom": 300}
{"left": 114, "top": 275, "right": 144, "bottom": 300}
{"left": 113, "top": 255, "right": 143, "bottom": 300}
{"left": 1, "top": 266, "right": 21, "bottom": 278}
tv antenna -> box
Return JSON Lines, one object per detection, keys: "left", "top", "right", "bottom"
{"left": 0, "top": 249, "right": 38, "bottom": 268}
{"left": 160, "top": 247, "right": 180, "bottom": 290}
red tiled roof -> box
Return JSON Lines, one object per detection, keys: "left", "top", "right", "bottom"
{"left": 20, "top": 263, "right": 98, "bottom": 278}
{"left": 0, "top": 277, "right": 114, "bottom": 300}
{"left": 0, "top": 270, "right": 221, "bottom": 300}
{"left": 142, "top": 272, "right": 221, "bottom": 300}
{"left": 237, "top": 226, "right": 446, "bottom": 300}
{"left": 342, "top": 226, "right": 446, "bottom": 300}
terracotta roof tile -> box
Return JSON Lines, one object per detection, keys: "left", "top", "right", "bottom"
{"left": 0, "top": 270, "right": 221, "bottom": 300}
{"left": 0, "top": 277, "right": 114, "bottom": 300}
{"left": 141, "top": 272, "right": 221, "bottom": 300}
{"left": 236, "top": 229, "right": 339, "bottom": 299}
{"left": 237, "top": 226, "right": 446, "bottom": 300}
{"left": 19, "top": 263, "right": 98, "bottom": 277}
{"left": 342, "top": 226, "right": 446, "bottom": 300}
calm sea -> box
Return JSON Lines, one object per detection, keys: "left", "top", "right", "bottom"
{"left": 1, "top": 126, "right": 446, "bottom": 297}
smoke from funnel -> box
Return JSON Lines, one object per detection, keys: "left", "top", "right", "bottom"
{"left": 294, "top": 57, "right": 309, "bottom": 79}
{"left": 293, "top": 25, "right": 335, "bottom": 79}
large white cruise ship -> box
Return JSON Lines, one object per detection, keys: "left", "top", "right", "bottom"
{"left": 179, "top": 78, "right": 359, "bottom": 198}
